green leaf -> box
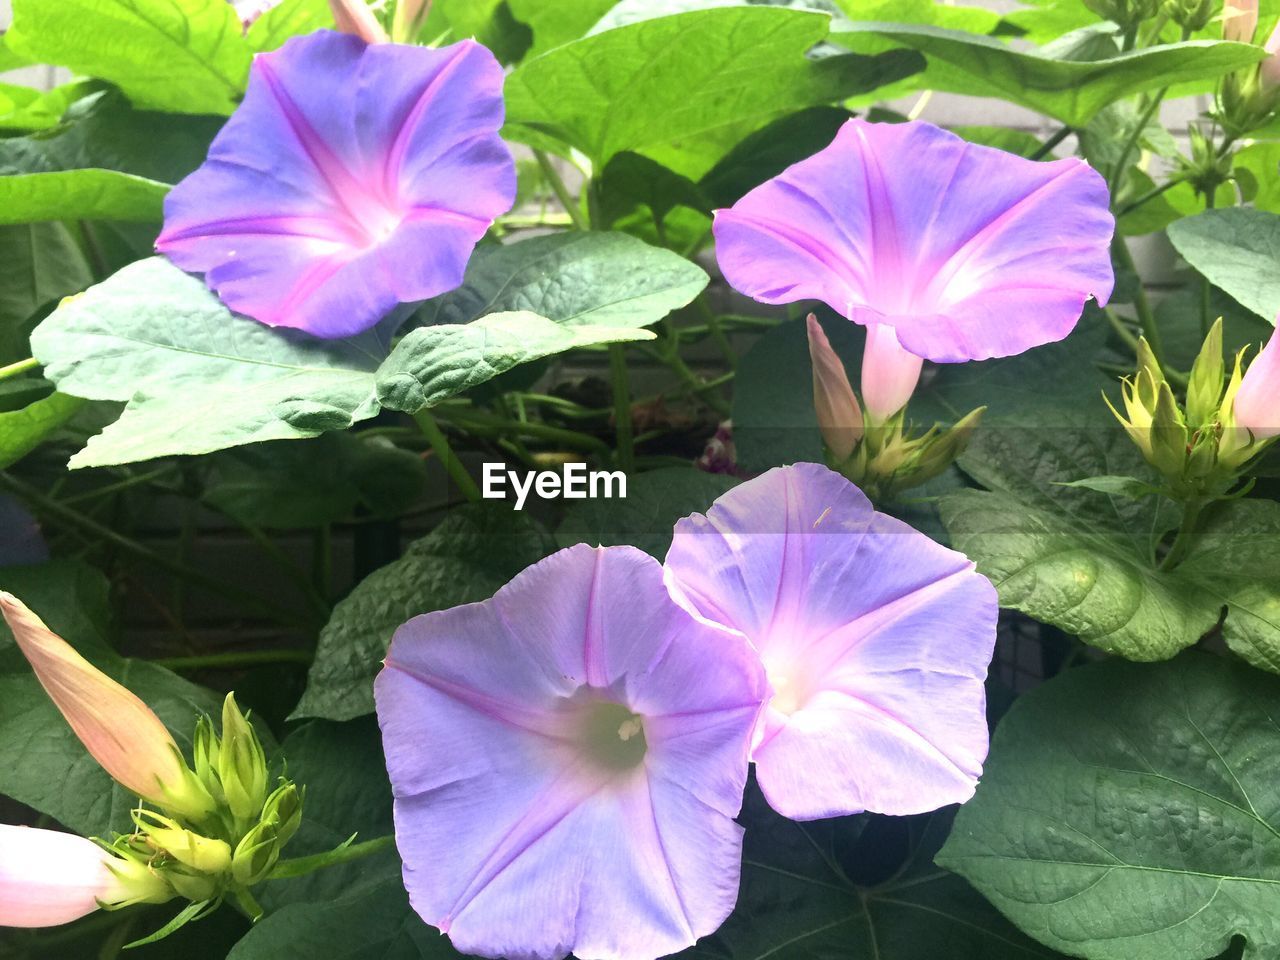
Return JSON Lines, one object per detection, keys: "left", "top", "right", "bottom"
{"left": 0, "top": 392, "right": 85, "bottom": 470}
{"left": 292, "top": 505, "right": 554, "bottom": 722}
{"left": 832, "top": 24, "right": 1263, "bottom": 126}
{"left": 419, "top": 231, "right": 709, "bottom": 327}
{"left": 0, "top": 78, "right": 98, "bottom": 131}
{"left": 247, "top": 0, "right": 335, "bottom": 52}
{"left": 230, "top": 876, "right": 458, "bottom": 960}
{"left": 0, "top": 560, "right": 115, "bottom": 670}
{"left": 376, "top": 311, "right": 655, "bottom": 414}
{"left": 940, "top": 428, "right": 1280, "bottom": 666}
{"left": 0, "top": 169, "right": 170, "bottom": 224}
{"left": 30, "top": 258, "right": 389, "bottom": 468}
{"left": 939, "top": 653, "right": 1280, "bottom": 960}
{"left": 1056, "top": 475, "right": 1162, "bottom": 498}
{"left": 507, "top": 0, "right": 617, "bottom": 57}
{"left": 0, "top": 222, "right": 93, "bottom": 362}
{"left": 503, "top": 7, "right": 923, "bottom": 169}
{"left": 681, "top": 785, "right": 1064, "bottom": 959}
{"left": 598, "top": 152, "right": 710, "bottom": 230}
{"left": 556, "top": 467, "right": 738, "bottom": 558}
{"left": 204, "top": 434, "right": 428, "bottom": 530}
{"left": 1167, "top": 207, "right": 1280, "bottom": 322}
{"left": 7, "top": 0, "right": 251, "bottom": 116}
{"left": 1233, "top": 141, "right": 1280, "bottom": 214}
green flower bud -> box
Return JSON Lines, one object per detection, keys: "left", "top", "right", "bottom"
{"left": 192, "top": 714, "right": 225, "bottom": 805}
{"left": 231, "top": 822, "right": 280, "bottom": 888}
{"left": 1186, "top": 318, "right": 1226, "bottom": 427}
{"left": 1150, "top": 381, "right": 1190, "bottom": 477}
{"left": 217, "top": 694, "right": 268, "bottom": 822}
{"left": 1162, "top": 0, "right": 1216, "bottom": 31}
{"left": 132, "top": 810, "right": 232, "bottom": 875}
{"left": 260, "top": 782, "right": 304, "bottom": 849}
{"left": 910, "top": 407, "right": 986, "bottom": 487}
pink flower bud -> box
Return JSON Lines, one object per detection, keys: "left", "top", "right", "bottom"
{"left": 0, "top": 825, "right": 129, "bottom": 927}
{"left": 0, "top": 593, "right": 212, "bottom": 821}
{"left": 860, "top": 323, "right": 924, "bottom": 422}
{"left": 806, "top": 314, "right": 863, "bottom": 460}
{"left": 1234, "top": 327, "right": 1280, "bottom": 439}
{"left": 1262, "top": 21, "right": 1280, "bottom": 90}
{"left": 328, "top": 0, "right": 390, "bottom": 44}
{"left": 391, "top": 0, "right": 431, "bottom": 43}
{"left": 1223, "top": 0, "right": 1258, "bottom": 42}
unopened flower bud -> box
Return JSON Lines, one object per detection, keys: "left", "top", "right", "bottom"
{"left": 0, "top": 594, "right": 214, "bottom": 822}
{"left": 1149, "top": 381, "right": 1190, "bottom": 477}
{"left": 860, "top": 323, "right": 923, "bottom": 423}
{"left": 806, "top": 314, "right": 863, "bottom": 460}
{"left": 1186, "top": 318, "right": 1225, "bottom": 427}
{"left": 132, "top": 810, "right": 232, "bottom": 875}
{"left": 1223, "top": 0, "right": 1258, "bottom": 42}
{"left": 328, "top": 0, "right": 389, "bottom": 44}
{"left": 217, "top": 693, "right": 269, "bottom": 821}
{"left": 912, "top": 407, "right": 986, "bottom": 485}
{"left": 260, "top": 782, "right": 304, "bottom": 848}
{"left": 0, "top": 825, "right": 171, "bottom": 928}
{"left": 1233, "top": 326, "right": 1280, "bottom": 439}
{"left": 231, "top": 821, "right": 280, "bottom": 887}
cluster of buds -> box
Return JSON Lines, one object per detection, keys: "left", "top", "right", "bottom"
{"left": 326, "top": 0, "right": 432, "bottom": 45}
{"left": 1162, "top": 0, "right": 1216, "bottom": 32}
{"left": 806, "top": 315, "right": 984, "bottom": 502}
{"left": 1108, "top": 319, "right": 1280, "bottom": 499}
{"left": 0, "top": 593, "right": 303, "bottom": 934}
{"left": 1218, "top": 0, "right": 1280, "bottom": 136}
{"left": 1083, "top": 0, "right": 1161, "bottom": 29}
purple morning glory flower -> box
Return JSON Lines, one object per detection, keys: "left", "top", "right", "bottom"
{"left": 713, "top": 119, "right": 1115, "bottom": 363}
{"left": 156, "top": 31, "right": 515, "bottom": 339}
{"left": 663, "top": 463, "right": 998, "bottom": 821}
{"left": 374, "top": 544, "right": 765, "bottom": 960}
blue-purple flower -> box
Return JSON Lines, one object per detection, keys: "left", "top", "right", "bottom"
{"left": 157, "top": 31, "right": 515, "bottom": 339}
{"left": 714, "top": 118, "right": 1115, "bottom": 364}
{"left": 375, "top": 545, "right": 765, "bottom": 960}
{"left": 664, "top": 463, "right": 998, "bottom": 821}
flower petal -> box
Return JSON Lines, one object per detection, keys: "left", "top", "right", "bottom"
{"left": 713, "top": 118, "right": 1115, "bottom": 362}
{"left": 157, "top": 32, "right": 514, "bottom": 338}
{"left": 664, "top": 462, "right": 998, "bottom": 820}
{"left": 0, "top": 825, "right": 121, "bottom": 928}
{"left": 375, "top": 544, "right": 763, "bottom": 960}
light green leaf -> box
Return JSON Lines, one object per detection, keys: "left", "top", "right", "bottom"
{"left": 939, "top": 653, "right": 1280, "bottom": 960}
{"left": 507, "top": 0, "right": 617, "bottom": 57}
{"left": 30, "top": 258, "right": 388, "bottom": 468}
{"left": 1167, "top": 207, "right": 1280, "bottom": 322}
{"left": 0, "top": 392, "right": 85, "bottom": 470}
{"left": 940, "top": 428, "right": 1280, "bottom": 667}
{"left": 247, "top": 0, "right": 335, "bottom": 51}
{"left": 376, "top": 311, "right": 653, "bottom": 414}
{"left": 684, "top": 786, "right": 1064, "bottom": 959}
{"left": 292, "top": 505, "right": 554, "bottom": 721}
{"left": 420, "top": 231, "right": 709, "bottom": 327}
{"left": 0, "top": 78, "right": 97, "bottom": 131}
{"left": 1234, "top": 141, "right": 1280, "bottom": 214}
{"left": 0, "top": 170, "right": 170, "bottom": 224}
{"left": 1056, "top": 475, "right": 1162, "bottom": 498}
{"left": 832, "top": 23, "right": 1264, "bottom": 126}
{"left": 7, "top": 0, "right": 251, "bottom": 116}
{"left": 503, "top": 7, "right": 923, "bottom": 168}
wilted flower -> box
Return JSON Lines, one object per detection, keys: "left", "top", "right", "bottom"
{"left": 664, "top": 463, "right": 998, "bottom": 820}
{"left": 714, "top": 119, "right": 1115, "bottom": 364}
{"left": 156, "top": 32, "right": 515, "bottom": 339}
{"left": 0, "top": 592, "right": 214, "bottom": 822}
{"left": 1223, "top": 0, "right": 1259, "bottom": 42}
{"left": 806, "top": 314, "right": 862, "bottom": 458}
{"left": 1233, "top": 324, "right": 1280, "bottom": 439}
{"left": 375, "top": 544, "right": 764, "bottom": 960}
{"left": 328, "top": 0, "right": 389, "bottom": 43}
{"left": 695, "top": 419, "right": 744, "bottom": 476}
{"left": 0, "top": 824, "right": 172, "bottom": 927}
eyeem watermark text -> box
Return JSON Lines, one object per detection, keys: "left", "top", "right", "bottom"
{"left": 482, "top": 462, "right": 626, "bottom": 510}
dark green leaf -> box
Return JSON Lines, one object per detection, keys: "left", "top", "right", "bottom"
{"left": 292, "top": 505, "right": 554, "bottom": 721}
{"left": 0, "top": 222, "right": 93, "bottom": 363}
{"left": 598, "top": 152, "right": 710, "bottom": 230}
{"left": 0, "top": 392, "right": 85, "bottom": 470}
{"left": 940, "top": 653, "right": 1280, "bottom": 959}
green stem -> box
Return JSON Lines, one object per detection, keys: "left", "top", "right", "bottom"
{"left": 1111, "top": 235, "right": 1165, "bottom": 365}
{"left": 0, "top": 357, "right": 38, "bottom": 381}
{"left": 534, "top": 150, "right": 588, "bottom": 230}
{"left": 152, "top": 649, "right": 314, "bottom": 670}
{"left": 1030, "top": 126, "right": 1072, "bottom": 161}
{"left": 60, "top": 466, "right": 176, "bottom": 506}
{"left": 1108, "top": 89, "right": 1167, "bottom": 193}
{"left": 0, "top": 473, "right": 307, "bottom": 628}
{"left": 609, "top": 344, "right": 635, "bottom": 472}
{"left": 1116, "top": 174, "right": 1185, "bottom": 217}
{"left": 270, "top": 835, "right": 396, "bottom": 880}
{"left": 414, "top": 409, "right": 481, "bottom": 503}
{"left": 1103, "top": 308, "right": 1142, "bottom": 353}
{"left": 441, "top": 408, "right": 612, "bottom": 455}
{"left": 1200, "top": 190, "right": 1216, "bottom": 338}
{"left": 1160, "top": 498, "right": 1206, "bottom": 570}
{"left": 695, "top": 297, "right": 737, "bottom": 369}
